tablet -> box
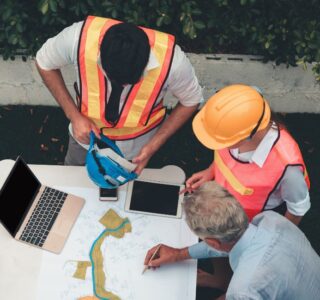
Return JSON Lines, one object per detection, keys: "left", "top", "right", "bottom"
{"left": 125, "top": 179, "right": 184, "bottom": 218}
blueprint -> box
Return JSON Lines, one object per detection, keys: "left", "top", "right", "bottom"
{"left": 36, "top": 186, "right": 198, "bottom": 300}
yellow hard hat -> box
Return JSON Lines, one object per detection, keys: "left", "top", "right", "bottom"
{"left": 193, "top": 84, "right": 271, "bottom": 150}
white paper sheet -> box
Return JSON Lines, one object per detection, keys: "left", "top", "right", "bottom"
{"left": 36, "top": 186, "right": 198, "bottom": 300}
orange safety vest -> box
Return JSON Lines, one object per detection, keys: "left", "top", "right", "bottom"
{"left": 77, "top": 16, "right": 175, "bottom": 140}
{"left": 214, "top": 128, "right": 310, "bottom": 220}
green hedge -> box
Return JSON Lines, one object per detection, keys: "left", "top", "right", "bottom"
{"left": 1, "top": 0, "right": 320, "bottom": 79}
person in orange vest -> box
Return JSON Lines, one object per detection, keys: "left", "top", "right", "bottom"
{"left": 185, "top": 84, "right": 310, "bottom": 225}
{"left": 36, "top": 16, "right": 202, "bottom": 174}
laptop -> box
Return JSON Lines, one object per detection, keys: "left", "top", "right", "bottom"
{"left": 0, "top": 157, "right": 85, "bottom": 254}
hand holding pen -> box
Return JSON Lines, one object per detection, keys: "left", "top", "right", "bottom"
{"left": 143, "top": 244, "right": 191, "bottom": 274}
{"left": 142, "top": 244, "right": 162, "bottom": 274}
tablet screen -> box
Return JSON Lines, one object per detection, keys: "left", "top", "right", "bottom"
{"left": 127, "top": 181, "right": 182, "bottom": 217}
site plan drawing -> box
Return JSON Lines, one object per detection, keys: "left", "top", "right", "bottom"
{"left": 36, "top": 186, "right": 197, "bottom": 300}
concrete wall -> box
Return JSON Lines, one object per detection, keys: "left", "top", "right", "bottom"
{"left": 0, "top": 54, "right": 319, "bottom": 112}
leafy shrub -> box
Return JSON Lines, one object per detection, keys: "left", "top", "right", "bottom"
{"left": 1, "top": 0, "right": 319, "bottom": 78}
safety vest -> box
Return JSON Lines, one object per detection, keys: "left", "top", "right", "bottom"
{"left": 77, "top": 16, "right": 175, "bottom": 140}
{"left": 214, "top": 129, "right": 310, "bottom": 220}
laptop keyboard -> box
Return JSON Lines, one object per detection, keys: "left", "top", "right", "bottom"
{"left": 20, "top": 187, "right": 67, "bottom": 247}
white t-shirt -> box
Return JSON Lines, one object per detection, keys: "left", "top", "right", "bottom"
{"left": 36, "top": 21, "right": 203, "bottom": 159}
{"left": 229, "top": 126, "right": 310, "bottom": 216}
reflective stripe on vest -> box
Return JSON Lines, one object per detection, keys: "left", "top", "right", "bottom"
{"left": 214, "top": 129, "right": 310, "bottom": 220}
{"left": 78, "top": 16, "right": 175, "bottom": 140}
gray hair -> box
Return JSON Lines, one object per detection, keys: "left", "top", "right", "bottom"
{"left": 183, "top": 181, "right": 248, "bottom": 243}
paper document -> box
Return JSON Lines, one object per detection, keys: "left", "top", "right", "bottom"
{"left": 99, "top": 148, "right": 137, "bottom": 172}
{"left": 35, "top": 186, "right": 198, "bottom": 300}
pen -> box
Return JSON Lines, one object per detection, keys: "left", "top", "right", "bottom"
{"left": 142, "top": 244, "right": 162, "bottom": 274}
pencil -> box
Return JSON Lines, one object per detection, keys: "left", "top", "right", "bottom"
{"left": 142, "top": 244, "right": 162, "bottom": 274}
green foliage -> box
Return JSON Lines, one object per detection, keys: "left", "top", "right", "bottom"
{"left": 1, "top": 0, "right": 320, "bottom": 79}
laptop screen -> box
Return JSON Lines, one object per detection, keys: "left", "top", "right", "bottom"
{"left": 0, "top": 157, "right": 40, "bottom": 236}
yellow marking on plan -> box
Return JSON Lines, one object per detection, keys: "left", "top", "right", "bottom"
{"left": 73, "top": 261, "right": 92, "bottom": 280}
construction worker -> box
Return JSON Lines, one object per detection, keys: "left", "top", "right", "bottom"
{"left": 36, "top": 16, "right": 202, "bottom": 174}
{"left": 186, "top": 84, "right": 310, "bottom": 225}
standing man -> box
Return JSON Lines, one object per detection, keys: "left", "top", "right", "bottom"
{"left": 36, "top": 16, "right": 202, "bottom": 173}
{"left": 145, "top": 181, "right": 320, "bottom": 300}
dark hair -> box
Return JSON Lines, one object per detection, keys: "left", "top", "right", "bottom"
{"left": 271, "top": 111, "right": 287, "bottom": 131}
{"left": 100, "top": 22, "right": 150, "bottom": 85}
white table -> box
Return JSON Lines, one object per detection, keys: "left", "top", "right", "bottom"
{"left": 0, "top": 159, "right": 197, "bottom": 300}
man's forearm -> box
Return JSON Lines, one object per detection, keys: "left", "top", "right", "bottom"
{"left": 285, "top": 210, "right": 302, "bottom": 226}
{"left": 36, "top": 62, "right": 80, "bottom": 122}
{"left": 146, "top": 103, "right": 198, "bottom": 154}
{"left": 178, "top": 247, "right": 192, "bottom": 261}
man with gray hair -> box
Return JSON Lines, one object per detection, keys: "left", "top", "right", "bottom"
{"left": 144, "top": 181, "right": 320, "bottom": 299}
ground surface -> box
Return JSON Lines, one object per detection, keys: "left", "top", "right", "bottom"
{"left": 1, "top": 105, "right": 319, "bottom": 299}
